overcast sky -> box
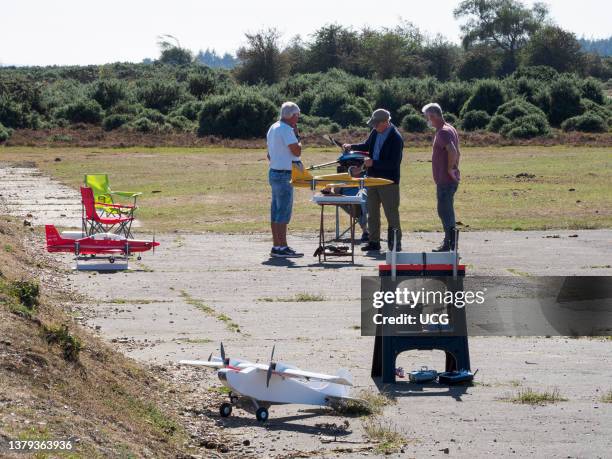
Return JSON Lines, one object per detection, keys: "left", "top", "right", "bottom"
{"left": 2, "top": 0, "right": 610, "bottom": 66}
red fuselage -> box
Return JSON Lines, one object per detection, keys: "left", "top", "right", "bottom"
{"left": 45, "top": 225, "right": 158, "bottom": 255}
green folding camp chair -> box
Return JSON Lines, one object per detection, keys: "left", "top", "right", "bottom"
{"left": 84, "top": 174, "right": 141, "bottom": 215}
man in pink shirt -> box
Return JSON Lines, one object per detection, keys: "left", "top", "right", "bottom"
{"left": 422, "top": 103, "right": 460, "bottom": 252}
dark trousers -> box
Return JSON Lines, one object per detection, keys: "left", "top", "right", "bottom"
{"left": 367, "top": 184, "right": 401, "bottom": 245}
{"left": 436, "top": 183, "right": 458, "bottom": 231}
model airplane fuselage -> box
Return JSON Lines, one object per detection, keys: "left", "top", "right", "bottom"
{"left": 45, "top": 224, "right": 159, "bottom": 256}
{"left": 180, "top": 344, "right": 354, "bottom": 422}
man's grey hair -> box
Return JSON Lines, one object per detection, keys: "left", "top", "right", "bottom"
{"left": 422, "top": 103, "right": 443, "bottom": 117}
{"left": 280, "top": 101, "right": 300, "bottom": 120}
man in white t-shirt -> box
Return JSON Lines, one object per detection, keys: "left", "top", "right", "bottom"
{"left": 266, "top": 102, "right": 304, "bottom": 258}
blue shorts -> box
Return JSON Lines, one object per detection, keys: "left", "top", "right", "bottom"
{"left": 269, "top": 169, "right": 293, "bottom": 223}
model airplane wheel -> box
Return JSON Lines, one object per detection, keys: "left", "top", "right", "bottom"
{"left": 109, "top": 257, "right": 115, "bottom": 264}
{"left": 219, "top": 403, "right": 232, "bottom": 417}
{"left": 255, "top": 407, "right": 269, "bottom": 422}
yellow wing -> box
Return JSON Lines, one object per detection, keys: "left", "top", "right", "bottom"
{"left": 290, "top": 163, "right": 393, "bottom": 189}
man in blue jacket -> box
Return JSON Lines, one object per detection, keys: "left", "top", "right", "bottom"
{"left": 344, "top": 109, "right": 403, "bottom": 252}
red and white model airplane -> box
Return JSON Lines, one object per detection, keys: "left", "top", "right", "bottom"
{"left": 45, "top": 224, "right": 158, "bottom": 262}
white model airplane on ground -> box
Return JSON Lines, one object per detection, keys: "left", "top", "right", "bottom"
{"left": 180, "top": 343, "right": 355, "bottom": 422}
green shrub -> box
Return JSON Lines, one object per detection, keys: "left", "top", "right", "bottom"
{"left": 139, "top": 108, "right": 166, "bottom": 124}
{"left": 0, "top": 122, "right": 12, "bottom": 141}
{"left": 461, "top": 110, "right": 491, "bottom": 131}
{"left": 56, "top": 99, "right": 103, "bottom": 124}
{"left": 580, "top": 99, "right": 610, "bottom": 125}
{"left": 488, "top": 114, "right": 511, "bottom": 133}
{"left": 295, "top": 91, "right": 317, "bottom": 115}
{"left": 10, "top": 280, "right": 39, "bottom": 309}
{"left": 353, "top": 97, "right": 372, "bottom": 117}
{"left": 311, "top": 86, "right": 351, "bottom": 119}
{"left": 197, "top": 90, "right": 277, "bottom": 138}
{"left": 90, "top": 79, "right": 127, "bottom": 108}
{"left": 102, "top": 114, "right": 131, "bottom": 131}
{"left": 396, "top": 104, "right": 418, "bottom": 121}
{"left": 172, "top": 101, "right": 204, "bottom": 121}
{"left": 548, "top": 77, "right": 583, "bottom": 126}
{"left": 187, "top": 72, "right": 217, "bottom": 99}
{"left": 334, "top": 104, "right": 364, "bottom": 127}
{"left": 401, "top": 114, "right": 428, "bottom": 133}
{"left": 501, "top": 114, "right": 550, "bottom": 139}
{"left": 495, "top": 98, "right": 546, "bottom": 121}
{"left": 444, "top": 113, "right": 458, "bottom": 125}
{"left": 580, "top": 78, "right": 605, "bottom": 105}
{"left": 136, "top": 79, "right": 183, "bottom": 113}
{"left": 43, "top": 324, "right": 82, "bottom": 362}
{"left": 461, "top": 80, "right": 505, "bottom": 116}
{"left": 131, "top": 117, "right": 156, "bottom": 133}
{"left": 561, "top": 113, "right": 607, "bottom": 133}
{"left": 434, "top": 82, "right": 473, "bottom": 115}
{"left": 166, "top": 115, "right": 194, "bottom": 131}
{"left": 0, "top": 96, "right": 39, "bottom": 128}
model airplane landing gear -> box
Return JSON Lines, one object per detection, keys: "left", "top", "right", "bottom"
{"left": 255, "top": 407, "right": 269, "bottom": 422}
{"left": 219, "top": 402, "right": 232, "bottom": 417}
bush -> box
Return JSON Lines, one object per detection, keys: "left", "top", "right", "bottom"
{"left": 444, "top": 113, "right": 458, "bottom": 125}
{"left": 0, "top": 96, "right": 39, "bottom": 129}
{"left": 311, "top": 86, "right": 351, "bottom": 119}
{"left": 0, "top": 122, "right": 12, "bottom": 142}
{"left": 561, "top": 113, "right": 607, "bottom": 133}
{"left": 102, "top": 114, "right": 131, "bottom": 131}
{"left": 396, "top": 104, "right": 418, "bottom": 121}
{"left": 353, "top": 97, "right": 372, "bottom": 117}
{"left": 579, "top": 78, "right": 605, "bottom": 105}
{"left": 461, "top": 80, "right": 505, "bottom": 116}
{"left": 131, "top": 117, "right": 156, "bottom": 133}
{"left": 56, "top": 99, "right": 103, "bottom": 124}
{"left": 434, "top": 82, "right": 473, "bottom": 116}
{"left": 295, "top": 91, "right": 317, "bottom": 115}
{"left": 166, "top": 115, "right": 194, "bottom": 131}
{"left": 139, "top": 108, "right": 166, "bottom": 124}
{"left": 90, "top": 79, "right": 127, "bottom": 108}
{"left": 548, "top": 77, "right": 583, "bottom": 126}
{"left": 187, "top": 72, "right": 216, "bottom": 99}
{"left": 172, "top": 101, "right": 204, "bottom": 121}
{"left": 334, "top": 104, "right": 364, "bottom": 127}
{"left": 501, "top": 114, "right": 550, "bottom": 139}
{"left": 495, "top": 98, "right": 546, "bottom": 121}
{"left": 580, "top": 99, "right": 610, "bottom": 125}
{"left": 198, "top": 90, "right": 277, "bottom": 138}
{"left": 136, "top": 79, "right": 183, "bottom": 113}
{"left": 488, "top": 114, "right": 510, "bottom": 133}
{"left": 401, "top": 114, "right": 428, "bottom": 133}
{"left": 461, "top": 110, "right": 491, "bottom": 131}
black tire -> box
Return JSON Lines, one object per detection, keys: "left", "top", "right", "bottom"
{"left": 219, "top": 403, "right": 232, "bottom": 417}
{"left": 255, "top": 407, "right": 269, "bottom": 422}
{"left": 109, "top": 257, "right": 115, "bottom": 264}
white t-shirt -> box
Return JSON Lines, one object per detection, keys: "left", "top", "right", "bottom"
{"left": 267, "top": 120, "right": 299, "bottom": 171}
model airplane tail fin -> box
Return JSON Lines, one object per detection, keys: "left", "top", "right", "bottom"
{"left": 336, "top": 368, "right": 353, "bottom": 386}
{"left": 291, "top": 162, "right": 312, "bottom": 184}
{"left": 45, "top": 225, "right": 64, "bottom": 246}
{"left": 322, "top": 369, "right": 353, "bottom": 398}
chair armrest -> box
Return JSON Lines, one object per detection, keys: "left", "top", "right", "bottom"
{"left": 111, "top": 191, "right": 142, "bottom": 198}
{"left": 95, "top": 201, "right": 135, "bottom": 210}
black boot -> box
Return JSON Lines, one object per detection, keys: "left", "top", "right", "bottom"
{"left": 432, "top": 230, "right": 451, "bottom": 252}
{"left": 448, "top": 227, "right": 457, "bottom": 251}
{"left": 361, "top": 241, "right": 381, "bottom": 252}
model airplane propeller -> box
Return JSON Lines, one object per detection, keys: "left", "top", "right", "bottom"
{"left": 180, "top": 343, "right": 357, "bottom": 422}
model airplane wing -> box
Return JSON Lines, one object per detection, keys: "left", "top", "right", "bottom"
{"left": 179, "top": 359, "right": 224, "bottom": 369}
{"left": 278, "top": 368, "right": 353, "bottom": 386}
{"left": 291, "top": 163, "right": 393, "bottom": 190}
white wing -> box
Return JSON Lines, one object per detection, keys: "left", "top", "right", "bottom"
{"left": 179, "top": 360, "right": 224, "bottom": 369}
{"left": 279, "top": 368, "right": 353, "bottom": 386}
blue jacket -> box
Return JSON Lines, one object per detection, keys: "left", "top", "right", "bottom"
{"left": 350, "top": 124, "right": 403, "bottom": 184}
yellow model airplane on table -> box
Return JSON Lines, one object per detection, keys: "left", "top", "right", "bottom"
{"left": 290, "top": 163, "right": 393, "bottom": 190}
